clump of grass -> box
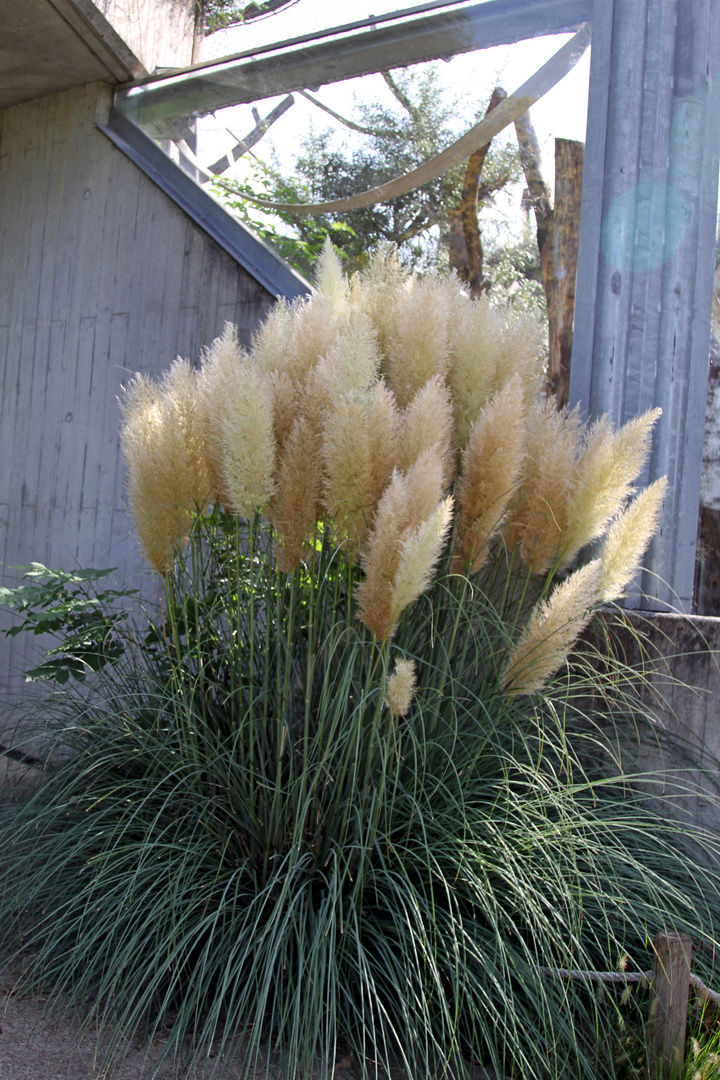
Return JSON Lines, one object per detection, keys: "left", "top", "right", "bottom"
{"left": 1, "top": 243, "right": 719, "bottom": 1080}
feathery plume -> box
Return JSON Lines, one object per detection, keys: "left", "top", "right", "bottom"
{"left": 269, "top": 369, "right": 299, "bottom": 461}
{"left": 349, "top": 244, "right": 410, "bottom": 357}
{"left": 389, "top": 497, "right": 453, "bottom": 631}
{"left": 397, "top": 376, "right": 455, "bottom": 483}
{"left": 251, "top": 299, "right": 292, "bottom": 376}
{"left": 311, "top": 316, "right": 380, "bottom": 406}
{"left": 563, "top": 408, "right": 662, "bottom": 565}
{"left": 447, "top": 298, "right": 504, "bottom": 447}
{"left": 491, "top": 311, "right": 545, "bottom": 406}
{"left": 501, "top": 559, "right": 603, "bottom": 696}
{"left": 503, "top": 400, "right": 583, "bottom": 575}
{"left": 285, "top": 295, "right": 339, "bottom": 388}
{"left": 367, "top": 380, "right": 401, "bottom": 515}
{"left": 120, "top": 371, "right": 202, "bottom": 572}
{"left": 384, "top": 277, "right": 451, "bottom": 408}
{"left": 599, "top": 477, "right": 667, "bottom": 602}
{"left": 273, "top": 415, "right": 324, "bottom": 572}
{"left": 315, "top": 238, "right": 349, "bottom": 318}
{"left": 322, "top": 391, "right": 376, "bottom": 559}
{"left": 198, "top": 327, "right": 247, "bottom": 508}
{"left": 452, "top": 375, "right": 526, "bottom": 574}
{"left": 356, "top": 450, "right": 446, "bottom": 639}
{"left": 217, "top": 361, "right": 276, "bottom": 516}
{"left": 385, "top": 657, "right": 417, "bottom": 717}
{"left": 161, "top": 358, "right": 212, "bottom": 509}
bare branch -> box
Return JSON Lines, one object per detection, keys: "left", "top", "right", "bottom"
{"left": 298, "top": 90, "right": 399, "bottom": 140}
{"left": 450, "top": 86, "right": 507, "bottom": 298}
{"left": 514, "top": 109, "right": 553, "bottom": 249}
{"left": 208, "top": 95, "right": 294, "bottom": 175}
{"left": 381, "top": 71, "right": 423, "bottom": 126}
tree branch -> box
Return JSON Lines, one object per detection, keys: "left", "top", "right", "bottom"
{"left": 298, "top": 90, "right": 399, "bottom": 140}
{"left": 381, "top": 71, "right": 423, "bottom": 127}
{"left": 208, "top": 95, "right": 294, "bottom": 175}
{"left": 514, "top": 109, "right": 553, "bottom": 251}
{"left": 449, "top": 86, "right": 507, "bottom": 297}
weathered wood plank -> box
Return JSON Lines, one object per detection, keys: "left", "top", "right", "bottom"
{"left": 569, "top": 0, "right": 720, "bottom": 611}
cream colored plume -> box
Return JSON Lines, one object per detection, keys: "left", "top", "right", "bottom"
{"left": 273, "top": 414, "right": 324, "bottom": 572}
{"left": 284, "top": 295, "right": 340, "bottom": 388}
{"left": 453, "top": 375, "right": 526, "bottom": 574}
{"left": 447, "top": 298, "right": 504, "bottom": 447}
{"left": 599, "top": 477, "right": 667, "bottom": 602}
{"left": 198, "top": 326, "right": 246, "bottom": 507}
{"left": 348, "top": 244, "right": 410, "bottom": 356}
{"left": 503, "top": 400, "right": 583, "bottom": 575}
{"left": 251, "top": 299, "right": 292, "bottom": 376}
{"left": 385, "top": 657, "right": 417, "bottom": 717}
{"left": 356, "top": 450, "right": 447, "bottom": 639}
{"left": 120, "top": 367, "right": 207, "bottom": 572}
{"left": 492, "top": 312, "right": 545, "bottom": 405}
{"left": 207, "top": 357, "right": 276, "bottom": 516}
{"left": 397, "top": 376, "right": 454, "bottom": 482}
{"left": 269, "top": 369, "right": 298, "bottom": 461}
{"left": 389, "top": 498, "right": 453, "bottom": 631}
{"left": 315, "top": 238, "right": 349, "bottom": 318}
{"left": 161, "top": 358, "right": 212, "bottom": 509}
{"left": 501, "top": 559, "right": 603, "bottom": 696}
{"left": 563, "top": 408, "right": 662, "bottom": 566}
{"left": 367, "top": 380, "right": 401, "bottom": 513}
{"left": 384, "top": 277, "right": 451, "bottom": 408}
{"left": 310, "top": 316, "right": 380, "bottom": 408}
{"left": 322, "top": 390, "right": 377, "bottom": 559}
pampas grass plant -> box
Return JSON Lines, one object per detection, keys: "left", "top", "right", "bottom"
{"left": 1, "top": 243, "right": 719, "bottom": 1080}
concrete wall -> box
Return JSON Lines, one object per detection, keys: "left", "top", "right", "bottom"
{"left": 91, "top": 0, "right": 198, "bottom": 71}
{"left": 586, "top": 610, "right": 720, "bottom": 849}
{"left": 0, "top": 80, "right": 275, "bottom": 706}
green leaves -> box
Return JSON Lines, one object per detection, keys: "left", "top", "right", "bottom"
{"left": 0, "top": 563, "right": 136, "bottom": 683}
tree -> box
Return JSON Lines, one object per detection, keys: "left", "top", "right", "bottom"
{"left": 201, "top": 0, "right": 299, "bottom": 33}
{"left": 218, "top": 67, "right": 524, "bottom": 284}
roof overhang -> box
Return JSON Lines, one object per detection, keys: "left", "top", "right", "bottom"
{"left": 0, "top": 0, "right": 145, "bottom": 110}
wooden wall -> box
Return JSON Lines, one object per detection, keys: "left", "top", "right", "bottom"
{"left": 0, "top": 81, "right": 275, "bottom": 709}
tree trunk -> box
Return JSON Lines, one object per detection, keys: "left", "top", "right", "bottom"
{"left": 514, "top": 111, "right": 584, "bottom": 409}
{"left": 449, "top": 87, "right": 507, "bottom": 297}
{"left": 544, "top": 139, "right": 584, "bottom": 408}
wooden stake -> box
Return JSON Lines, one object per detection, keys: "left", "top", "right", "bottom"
{"left": 650, "top": 931, "right": 692, "bottom": 1080}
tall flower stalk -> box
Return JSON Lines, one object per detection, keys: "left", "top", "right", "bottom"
{"left": 120, "top": 240, "right": 666, "bottom": 697}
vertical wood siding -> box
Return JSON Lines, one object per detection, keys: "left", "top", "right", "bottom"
{"left": 0, "top": 82, "right": 275, "bottom": 711}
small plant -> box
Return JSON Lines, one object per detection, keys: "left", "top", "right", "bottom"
{"left": 1, "top": 245, "right": 719, "bottom": 1080}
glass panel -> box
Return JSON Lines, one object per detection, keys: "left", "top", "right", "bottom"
{"left": 201, "top": 0, "right": 485, "bottom": 62}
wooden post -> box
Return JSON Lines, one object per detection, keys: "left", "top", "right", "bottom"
{"left": 649, "top": 932, "right": 692, "bottom": 1080}
{"left": 543, "top": 138, "right": 583, "bottom": 410}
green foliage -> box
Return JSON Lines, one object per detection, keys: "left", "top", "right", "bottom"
{"left": 201, "top": 0, "right": 297, "bottom": 33}
{"left": 0, "top": 564, "right": 136, "bottom": 683}
{"left": 2, "top": 513, "right": 720, "bottom": 1079}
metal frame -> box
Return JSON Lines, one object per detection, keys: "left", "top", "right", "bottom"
{"left": 99, "top": 107, "right": 310, "bottom": 300}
